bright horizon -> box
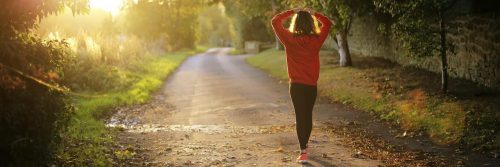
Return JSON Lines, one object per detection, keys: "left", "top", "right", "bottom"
{"left": 89, "top": 0, "right": 125, "bottom": 16}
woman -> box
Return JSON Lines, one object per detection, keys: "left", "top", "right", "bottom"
{"left": 271, "top": 8, "right": 332, "bottom": 163}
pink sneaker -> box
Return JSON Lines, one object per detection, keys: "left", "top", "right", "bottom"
{"left": 296, "top": 149, "right": 308, "bottom": 163}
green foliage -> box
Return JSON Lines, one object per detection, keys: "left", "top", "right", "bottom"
{"left": 0, "top": 34, "right": 75, "bottom": 166}
{"left": 37, "top": 8, "right": 114, "bottom": 38}
{"left": 1, "top": 34, "right": 72, "bottom": 86}
{"left": 374, "top": 0, "right": 460, "bottom": 92}
{"left": 36, "top": 9, "right": 151, "bottom": 92}
{"left": 298, "top": 0, "right": 374, "bottom": 34}
{"left": 219, "top": 0, "right": 277, "bottom": 49}
{"left": 246, "top": 49, "right": 288, "bottom": 79}
{"left": 124, "top": 0, "right": 203, "bottom": 51}
{"left": 228, "top": 48, "right": 246, "bottom": 55}
{"left": 0, "top": 0, "right": 203, "bottom": 165}
{"left": 0, "top": 1, "right": 90, "bottom": 165}
{"left": 373, "top": 0, "right": 457, "bottom": 58}
{"left": 243, "top": 17, "right": 275, "bottom": 42}
{"left": 462, "top": 101, "right": 500, "bottom": 155}
{"left": 219, "top": 0, "right": 280, "bottom": 20}
{"left": 197, "top": 4, "right": 233, "bottom": 46}
{"left": 54, "top": 51, "right": 193, "bottom": 166}
{"left": 220, "top": 2, "right": 247, "bottom": 50}
{"left": 284, "top": 0, "right": 374, "bottom": 66}
{"left": 114, "top": 150, "right": 136, "bottom": 161}
{"left": 0, "top": 87, "right": 73, "bottom": 166}
{"left": 0, "top": 0, "right": 89, "bottom": 37}
{"left": 62, "top": 59, "right": 135, "bottom": 92}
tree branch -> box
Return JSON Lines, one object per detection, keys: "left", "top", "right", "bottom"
{"left": 346, "top": 14, "right": 354, "bottom": 33}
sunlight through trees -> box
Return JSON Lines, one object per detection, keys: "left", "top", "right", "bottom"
{"left": 0, "top": 0, "right": 499, "bottom": 166}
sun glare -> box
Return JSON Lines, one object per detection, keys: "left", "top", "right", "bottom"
{"left": 90, "top": 0, "right": 124, "bottom": 16}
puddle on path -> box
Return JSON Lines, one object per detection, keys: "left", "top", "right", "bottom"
{"left": 106, "top": 101, "right": 293, "bottom": 135}
{"left": 107, "top": 122, "right": 295, "bottom": 135}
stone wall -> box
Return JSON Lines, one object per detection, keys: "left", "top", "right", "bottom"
{"left": 347, "top": 14, "right": 500, "bottom": 90}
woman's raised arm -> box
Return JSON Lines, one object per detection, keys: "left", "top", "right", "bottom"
{"left": 271, "top": 10, "right": 295, "bottom": 44}
{"left": 313, "top": 12, "right": 333, "bottom": 42}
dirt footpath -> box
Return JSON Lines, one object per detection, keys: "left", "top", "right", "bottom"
{"left": 109, "top": 48, "right": 494, "bottom": 166}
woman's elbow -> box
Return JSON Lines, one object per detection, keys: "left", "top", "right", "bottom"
{"left": 271, "top": 17, "right": 280, "bottom": 24}
{"left": 271, "top": 19, "right": 281, "bottom": 28}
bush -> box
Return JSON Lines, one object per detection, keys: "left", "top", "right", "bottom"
{"left": 0, "top": 34, "right": 74, "bottom": 166}
{"left": 0, "top": 82, "right": 73, "bottom": 166}
{"left": 60, "top": 34, "right": 147, "bottom": 92}
{"left": 61, "top": 58, "right": 136, "bottom": 92}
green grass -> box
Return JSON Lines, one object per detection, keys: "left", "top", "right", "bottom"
{"left": 246, "top": 49, "right": 288, "bottom": 79}
{"left": 247, "top": 48, "right": 500, "bottom": 156}
{"left": 227, "top": 48, "right": 246, "bottom": 55}
{"left": 55, "top": 49, "right": 203, "bottom": 166}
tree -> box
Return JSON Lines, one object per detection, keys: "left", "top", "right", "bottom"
{"left": 374, "top": 0, "right": 458, "bottom": 92}
{"left": 216, "top": 0, "right": 374, "bottom": 58}
{"left": 197, "top": 4, "right": 233, "bottom": 46}
{"left": 215, "top": 0, "right": 281, "bottom": 50}
{"left": 0, "top": 0, "right": 88, "bottom": 38}
{"left": 296, "top": 0, "right": 374, "bottom": 67}
{"left": 0, "top": 0, "right": 89, "bottom": 79}
{"left": 0, "top": 1, "right": 88, "bottom": 165}
{"left": 124, "top": 0, "right": 203, "bottom": 51}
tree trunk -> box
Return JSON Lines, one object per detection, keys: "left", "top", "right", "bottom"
{"left": 271, "top": 0, "right": 283, "bottom": 50}
{"left": 275, "top": 36, "right": 283, "bottom": 50}
{"left": 439, "top": 13, "right": 449, "bottom": 93}
{"left": 336, "top": 32, "right": 352, "bottom": 66}
{"left": 440, "top": 46, "right": 449, "bottom": 93}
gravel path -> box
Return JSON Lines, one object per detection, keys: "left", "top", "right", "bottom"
{"left": 109, "top": 48, "right": 498, "bottom": 166}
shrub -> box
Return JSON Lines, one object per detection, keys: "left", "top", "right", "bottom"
{"left": 0, "top": 34, "right": 74, "bottom": 166}
{"left": 60, "top": 34, "right": 147, "bottom": 92}
{"left": 61, "top": 58, "right": 135, "bottom": 92}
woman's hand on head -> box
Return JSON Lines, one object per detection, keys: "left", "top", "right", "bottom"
{"left": 304, "top": 8, "right": 317, "bottom": 15}
{"left": 292, "top": 7, "right": 302, "bottom": 13}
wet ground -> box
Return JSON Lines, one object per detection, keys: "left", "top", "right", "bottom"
{"left": 108, "top": 48, "right": 499, "bottom": 166}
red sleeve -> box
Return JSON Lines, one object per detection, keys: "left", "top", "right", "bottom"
{"left": 314, "top": 13, "right": 333, "bottom": 43}
{"left": 271, "top": 10, "right": 294, "bottom": 45}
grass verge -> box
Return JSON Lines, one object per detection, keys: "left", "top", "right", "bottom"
{"left": 54, "top": 49, "right": 203, "bottom": 166}
{"left": 246, "top": 48, "right": 499, "bottom": 157}
{"left": 227, "top": 48, "right": 246, "bottom": 55}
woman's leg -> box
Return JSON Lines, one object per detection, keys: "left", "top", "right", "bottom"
{"left": 290, "top": 83, "right": 317, "bottom": 150}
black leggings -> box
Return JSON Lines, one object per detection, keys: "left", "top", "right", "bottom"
{"left": 290, "top": 83, "right": 317, "bottom": 150}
